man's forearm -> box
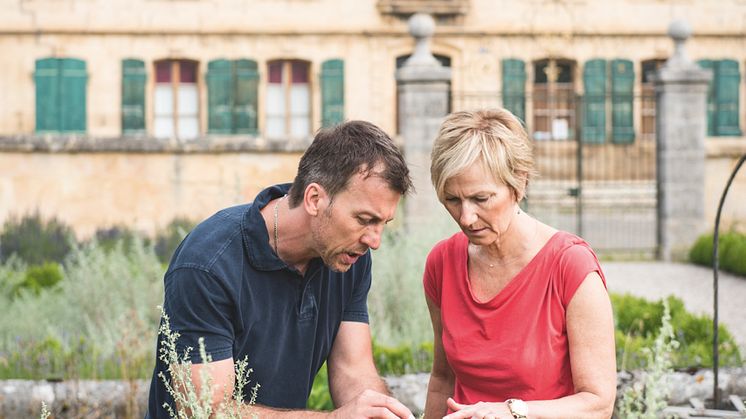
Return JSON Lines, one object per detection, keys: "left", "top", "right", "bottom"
{"left": 331, "top": 371, "right": 390, "bottom": 406}
{"left": 241, "top": 403, "right": 330, "bottom": 418}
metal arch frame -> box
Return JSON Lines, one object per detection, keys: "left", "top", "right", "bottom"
{"left": 712, "top": 153, "right": 746, "bottom": 409}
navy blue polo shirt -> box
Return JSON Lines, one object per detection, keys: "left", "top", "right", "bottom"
{"left": 146, "top": 184, "right": 372, "bottom": 418}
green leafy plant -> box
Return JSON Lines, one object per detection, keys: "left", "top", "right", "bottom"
{"left": 615, "top": 299, "right": 679, "bottom": 418}
{"left": 0, "top": 212, "right": 75, "bottom": 265}
{"left": 689, "top": 230, "right": 746, "bottom": 276}
{"left": 12, "top": 262, "right": 64, "bottom": 297}
{"left": 612, "top": 294, "right": 741, "bottom": 370}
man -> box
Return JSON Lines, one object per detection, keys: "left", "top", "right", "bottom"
{"left": 146, "top": 120, "right": 415, "bottom": 419}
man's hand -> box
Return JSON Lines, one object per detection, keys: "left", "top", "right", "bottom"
{"left": 330, "top": 389, "right": 415, "bottom": 419}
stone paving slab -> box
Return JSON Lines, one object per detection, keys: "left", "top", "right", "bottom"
{"left": 602, "top": 261, "right": 746, "bottom": 349}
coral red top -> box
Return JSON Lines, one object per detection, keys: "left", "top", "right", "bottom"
{"left": 423, "top": 231, "right": 606, "bottom": 405}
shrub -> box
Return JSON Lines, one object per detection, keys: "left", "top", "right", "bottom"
{"left": 13, "top": 262, "right": 64, "bottom": 297}
{"left": 368, "top": 213, "right": 457, "bottom": 347}
{"left": 0, "top": 213, "right": 75, "bottom": 265}
{"left": 689, "top": 230, "right": 746, "bottom": 276}
{"left": 93, "top": 225, "right": 143, "bottom": 253}
{"left": 612, "top": 293, "right": 741, "bottom": 370}
{"left": 0, "top": 238, "right": 164, "bottom": 380}
{"left": 155, "top": 218, "right": 196, "bottom": 264}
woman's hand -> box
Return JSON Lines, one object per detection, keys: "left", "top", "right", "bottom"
{"left": 442, "top": 397, "right": 513, "bottom": 419}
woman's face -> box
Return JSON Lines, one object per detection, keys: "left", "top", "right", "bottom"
{"left": 441, "top": 161, "right": 518, "bottom": 246}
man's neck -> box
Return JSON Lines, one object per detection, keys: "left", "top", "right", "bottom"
{"left": 261, "top": 196, "right": 315, "bottom": 274}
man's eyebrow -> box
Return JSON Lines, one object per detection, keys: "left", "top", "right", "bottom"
{"left": 358, "top": 212, "right": 394, "bottom": 223}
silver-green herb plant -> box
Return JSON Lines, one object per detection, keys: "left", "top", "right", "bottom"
{"left": 158, "top": 309, "right": 260, "bottom": 419}
{"left": 616, "top": 299, "right": 680, "bottom": 419}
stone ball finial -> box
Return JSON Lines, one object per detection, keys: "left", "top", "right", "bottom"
{"left": 668, "top": 19, "right": 692, "bottom": 42}
{"left": 408, "top": 13, "right": 435, "bottom": 39}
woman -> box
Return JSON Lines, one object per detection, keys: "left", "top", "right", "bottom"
{"left": 423, "top": 109, "right": 616, "bottom": 419}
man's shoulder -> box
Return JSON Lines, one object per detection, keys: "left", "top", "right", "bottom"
{"left": 168, "top": 204, "right": 252, "bottom": 272}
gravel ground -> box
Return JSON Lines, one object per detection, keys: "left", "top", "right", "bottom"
{"left": 602, "top": 261, "right": 746, "bottom": 349}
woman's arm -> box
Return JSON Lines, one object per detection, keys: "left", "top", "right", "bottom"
{"left": 444, "top": 271, "right": 617, "bottom": 419}
{"left": 423, "top": 295, "right": 456, "bottom": 419}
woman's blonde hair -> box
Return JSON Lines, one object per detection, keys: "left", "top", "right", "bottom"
{"left": 430, "top": 108, "right": 536, "bottom": 202}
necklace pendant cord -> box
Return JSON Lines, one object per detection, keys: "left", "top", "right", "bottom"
{"left": 273, "top": 194, "right": 288, "bottom": 257}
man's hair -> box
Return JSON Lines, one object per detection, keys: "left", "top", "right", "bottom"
{"left": 430, "top": 108, "right": 536, "bottom": 202}
{"left": 288, "top": 121, "right": 413, "bottom": 208}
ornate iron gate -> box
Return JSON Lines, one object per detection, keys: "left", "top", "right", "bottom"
{"left": 452, "top": 90, "right": 658, "bottom": 255}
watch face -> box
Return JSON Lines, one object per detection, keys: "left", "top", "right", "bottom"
{"left": 509, "top": 399, "right": 529, "bottom": 416}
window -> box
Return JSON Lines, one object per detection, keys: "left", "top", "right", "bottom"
{"left": 533, "top": 59, "right": 575, "bottom": 141}
{"left": 581, "top": 59, "right": 635, "bottom": 144}
{"left": 154, "top": 59, "right": 199, "bottom": 140}
{"left": 34, "top": 57, "right": 87, "bottom": 133}
{"left": 266, "top": 60, "right": 311, "bottom": 139}
{"left": 320, "top": 59, "right": 345, "bottom": 127}
{"left": 698, "top": 59, "right": 741, "bottom": 137}
{"left": 502, "top": 59, "right": 527, "bottom": 124}
{"left": 122, "top": 59, "right": 146, "bottom": 134}
{"left": 206, "top": 59, "right": 259, "bottom": 134}
{"left": 640, "top": 59, "right": 665, "bottom": 141}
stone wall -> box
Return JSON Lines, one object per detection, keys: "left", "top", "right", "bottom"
{"left": 3, "top": 369, "right": 746, "bottom": 418}
{"left": 0, "top": 136, "right": 302, "bottom": 238}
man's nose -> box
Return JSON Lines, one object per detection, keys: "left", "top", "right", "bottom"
{"left": 361, "top": 225, "right": 383, "bottom": 250}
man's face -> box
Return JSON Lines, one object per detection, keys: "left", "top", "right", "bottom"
{"left": 310, "top": 169, "right": 401, "bottom": 272}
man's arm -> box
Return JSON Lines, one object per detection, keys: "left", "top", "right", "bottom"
{"left": 326, "top": 320, "right": 414, "bottom": 418}
{"left": 180, "top": 323, "right": 413, "bottom": 419}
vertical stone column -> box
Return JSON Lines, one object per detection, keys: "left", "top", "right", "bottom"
{"left": 396, "top": 13, "right": 452, "bottom": 227}
{"left": 654, "top": 20, "right": 711, "bottom": 261}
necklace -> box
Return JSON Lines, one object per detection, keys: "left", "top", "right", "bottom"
{"left": 273, "top": 194, "right": 287, "bottom": 257}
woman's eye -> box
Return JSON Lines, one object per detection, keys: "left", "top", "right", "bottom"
{"left": 357, "top": 217, "right": 372, "bottom": 225}
{"left": 474, "top": 196, "right": 489, "bottom": 203}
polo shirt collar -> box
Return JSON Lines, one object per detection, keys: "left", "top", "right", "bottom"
{"left": 242, "top": 183, "right": 291, "bottom": 271}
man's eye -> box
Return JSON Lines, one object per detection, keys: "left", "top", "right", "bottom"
{"left": 358, "top": 217, "right": 372, "bottom": 225}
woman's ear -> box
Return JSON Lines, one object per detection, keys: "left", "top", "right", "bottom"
{"left": 515, "top": 170, "right": 529, "bottom": 202}
{"left": 303, "top": 183, "right": 327, "bottom": 216}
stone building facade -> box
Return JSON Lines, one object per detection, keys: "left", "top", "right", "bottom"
{"left": 1, "top": 0, "right": 745, "bottom": 241}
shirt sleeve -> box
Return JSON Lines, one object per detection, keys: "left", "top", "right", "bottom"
{"left": 163, "top": 267, "right": 236, "bottom": 363}
{"left": 558, "top": 243, "right": 607, "bottom": 308}
{"left": 342, "top": 252, "right": 371, "bottom": 323}
{"left": 423, "top": 242, "right": 444, "bottom": 308}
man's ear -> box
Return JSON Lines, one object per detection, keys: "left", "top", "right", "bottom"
{"left": 304, "top": 183, "right": 327, "bottom": 216}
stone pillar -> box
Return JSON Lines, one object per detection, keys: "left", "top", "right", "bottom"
{"left": 654, "top": 20, "right": 711, "bottom": 261}
{"left": 396, "top": 13, "right": 452, "bottom": 227}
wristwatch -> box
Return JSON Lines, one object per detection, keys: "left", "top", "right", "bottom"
{"left": 505, "top": 398, "right": 528, "bottom": 419}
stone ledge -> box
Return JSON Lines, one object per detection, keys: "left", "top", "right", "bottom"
{"left": 706, "top": 138, "right": 746, "bottom": 158}
{"left": 0, "top": 135, "right": 312, "bottom": 154}
{"left": 2, "top": 369, "right": 746, "bottom": 418}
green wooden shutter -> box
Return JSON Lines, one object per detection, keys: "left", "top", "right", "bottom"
{"left": 582, "top": 59, "right": 607, "bottom": 144}
{"left": 122, "top": 59, "right": 146, "bottom": 134}
{"left": 320, "top": 59, "right": 345, "bottom": 127}
{"left": 714, "top": 59, "right": 741, "bottom": 136}
{"left": 502, "top": 59, "right": 526, "bottom": 123}
{"left": 34, "top": 58, "right": 61, "bottom": 132}
{"left": 206, "top": 59, "right": 233, "bottom": 134}
{"left": 611, "top": 59, "right": 635, "bottom": 144}
{"left": 234, "top": 59, "right": 259, "bottom": 134}
{"left": 60, "top": 58, "right": 87, "bottom": 132}
{"left": 698, "top": 59, "right": 715, "bottom": 136}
